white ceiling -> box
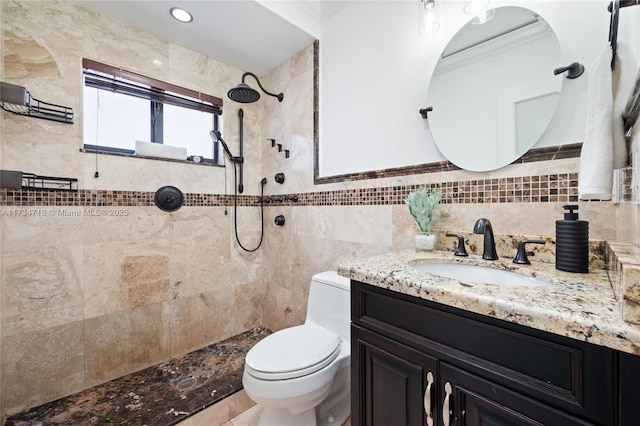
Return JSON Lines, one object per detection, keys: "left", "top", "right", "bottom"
{"left": 75, "top": 0, "right": 322, "bottom": 76}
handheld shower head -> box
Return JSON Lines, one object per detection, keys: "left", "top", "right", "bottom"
{"left": 211, "top": 129, "right": 244, "bottom": 194}
{"left": 228, "top": 72, "right": 283, "bottom": 104}
{"left": 209, "top": 130, "right": 243, "bottom": 163}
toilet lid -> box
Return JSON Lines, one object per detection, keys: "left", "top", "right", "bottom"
{"left": 245, "top": 324, "right": 341, "bottom": 380}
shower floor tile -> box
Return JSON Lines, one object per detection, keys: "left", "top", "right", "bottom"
{"left": 5, "top": 327, "right": 270, "bottom": 426}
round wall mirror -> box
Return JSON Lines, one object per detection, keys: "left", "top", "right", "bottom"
{"left": 428, "top": 6, "right": 563, "bottom": 172}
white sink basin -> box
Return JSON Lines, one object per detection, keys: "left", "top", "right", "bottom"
{"left": 411, "top": 263, "right": 552, "bottom": 287}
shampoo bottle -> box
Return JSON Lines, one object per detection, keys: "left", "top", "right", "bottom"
{"left": 555, "top": 205, "right": 589, "bottom": 273}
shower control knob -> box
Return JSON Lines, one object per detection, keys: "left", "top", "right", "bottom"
{"left": 274, "top": 215, "right": 286, "bottom": 226}
{"left": 275, "top": 173, "right": 285, "bottom": 184}
{"left": 154, "top": 186, "right": 184, "bottom": 212}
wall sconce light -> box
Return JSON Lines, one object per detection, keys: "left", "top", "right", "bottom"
{"left": 464, "top": 0, "right": 495, "bottom": 24}
{"left": 419, "top": 0, "right": 440, "bottom": 35}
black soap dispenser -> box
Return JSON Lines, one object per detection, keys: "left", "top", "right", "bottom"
{"left": 555, "top": 205, "right": 589, "bottom": 273}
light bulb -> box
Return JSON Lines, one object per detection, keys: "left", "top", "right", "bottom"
{"left": 419, "top": 0, "right": 440, "bottom": 35}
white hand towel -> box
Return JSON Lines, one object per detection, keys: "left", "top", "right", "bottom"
{"left": 579, "top": 42, "right": 637, "bottom": 200}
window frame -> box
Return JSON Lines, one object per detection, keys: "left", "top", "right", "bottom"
{"left": 82, "top": 58, "right": 224, "bottom": 165}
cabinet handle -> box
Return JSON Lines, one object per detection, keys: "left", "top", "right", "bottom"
{"left": 442, "top": 382, "right": 453, "bottom": 426}
{"left": 424, "top": 371, "right": 434, "bottom": 426}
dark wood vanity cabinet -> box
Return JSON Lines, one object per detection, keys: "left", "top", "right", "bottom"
{"left": 351, "top": 280, "right": 640, "bottom": 426}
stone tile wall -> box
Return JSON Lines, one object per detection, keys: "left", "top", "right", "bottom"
{"left": 0, "top": 205, "right": 267, "bottom": 412}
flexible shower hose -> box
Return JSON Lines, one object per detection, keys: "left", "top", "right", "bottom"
{"left": 231, "top": 163, "right": 265, "bottom": 252}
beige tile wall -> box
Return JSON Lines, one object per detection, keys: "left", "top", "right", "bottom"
{"left": 0, "top": 206, "right": 267, "bottom": 413}
{"left": 2, "top": 0, "right": 638, "bottom": 421}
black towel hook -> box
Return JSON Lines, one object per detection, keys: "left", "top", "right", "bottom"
{"left": 419, "top": 106, "right": 433, "bottom": 119}
{"left": 608, "top": 0, "right": 640, "bottom": 70}
{"left": 609, "top": 0, "right": 620, "bottom": 70}
{"left": 553, "top": 62, "right": 585, "bottom": 79}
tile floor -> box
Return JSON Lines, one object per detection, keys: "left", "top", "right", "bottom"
{"left": 222, "top": 404, "right": 351, "bottom": 426}
{"left": 180, "top": 399, "right": 351, "bottom": 426}
{"left": 223, "top": 404, "right": 261, "bottom": 426}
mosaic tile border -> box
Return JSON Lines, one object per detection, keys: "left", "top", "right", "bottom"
{"left": 314, "top": 143, "right": 584, "bottom": 185}
{"left": 0, "top": 189, "right": 250, "bottom": 207}
{"left": 1, "top": 171, "right": 627, "bottom": 208}
{"left": 623, "top": 166, "right": 633, "bottom": 201}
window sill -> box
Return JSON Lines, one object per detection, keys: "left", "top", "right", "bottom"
{"left": 81, "top": 146, "right": 222, "bottom": 167}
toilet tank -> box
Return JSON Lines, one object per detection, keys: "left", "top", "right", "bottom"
{"left": 306, "top": 271, "right": 351, "bottom": 341}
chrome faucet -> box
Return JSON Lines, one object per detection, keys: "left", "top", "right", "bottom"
{"left": 473, "top": 218, "right": 498, "bottom": 260}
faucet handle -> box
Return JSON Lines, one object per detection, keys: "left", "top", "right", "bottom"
{"left": 446, "top": 233, "right": 468, "bottom": 257}
{"left": 513, "top": 240, "right": 547, "bottom": 264}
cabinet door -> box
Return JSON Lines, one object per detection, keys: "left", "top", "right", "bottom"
{"left": 352, "top": 325, "right": 438, "bottom": 426}
{"left": 439, "top": 363, "right": 595, "bottom": 426}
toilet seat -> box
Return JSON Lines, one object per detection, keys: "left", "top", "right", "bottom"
{"left": 245, "top": 324, "right": 341, "bottom": 380}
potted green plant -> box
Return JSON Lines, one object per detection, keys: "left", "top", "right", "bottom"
{"left": 405, "top": 186, "right": 441, "bottom": 250}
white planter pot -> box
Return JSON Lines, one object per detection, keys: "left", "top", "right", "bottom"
{"left": 415, "top": 233, "right": 436, "bottom": 251}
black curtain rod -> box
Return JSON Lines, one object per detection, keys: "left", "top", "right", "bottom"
{"left": 608, "top": 0, "right": 639, "bottom": 12}
{"left": 607, "top": 0, "right": 638, "bottom": 70}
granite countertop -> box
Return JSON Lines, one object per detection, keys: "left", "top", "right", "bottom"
{"left": 338, "top": 250, "right": 640, "bottom": 355}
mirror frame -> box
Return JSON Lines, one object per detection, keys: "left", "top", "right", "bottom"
{"left": 312, "top": 41, "right": 582, "bottom": 185}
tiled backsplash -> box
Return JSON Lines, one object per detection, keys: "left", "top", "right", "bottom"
{"left": 437, "top": 230, "right": 607, "bottom": 270}
{"left": 607, "top": 242, "right": 640, "bottom": 325}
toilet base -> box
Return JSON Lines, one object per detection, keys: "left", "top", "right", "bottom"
{"left": 316, "top": 366, "right": 350, "bottom": 426}
{"left": 258, "top": 406, "right": 317, "bottom": 426}
{"left": 257, "top": 401, "right": 350, "bottom": 426}
{"left": 252, "top": 366, "right": 351, "bottom": 426}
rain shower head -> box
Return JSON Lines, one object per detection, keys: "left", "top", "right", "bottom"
{"left": 228, "top": 72, "right": 283, "bottom": 104}
{"left": 228, "top": 82, "right": 260, "bottom": 103}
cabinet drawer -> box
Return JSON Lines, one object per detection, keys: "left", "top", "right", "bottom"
{"left": 351, "top": 281, "right": 615, "bottom": 425}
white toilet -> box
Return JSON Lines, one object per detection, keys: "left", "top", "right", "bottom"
{"left": 242, "top": 271, "right": 351, "bottom": 426}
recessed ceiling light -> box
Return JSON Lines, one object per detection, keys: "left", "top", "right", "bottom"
{"left": 170, "top": 7, "right": 193, "bottom": 23}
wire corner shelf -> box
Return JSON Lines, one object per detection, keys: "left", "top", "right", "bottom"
{"left": 1, "top": 82, "right": 74, "bottom": 124}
